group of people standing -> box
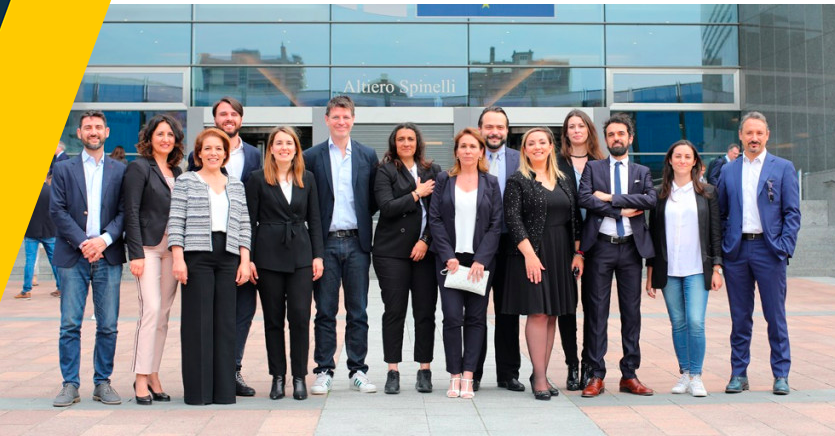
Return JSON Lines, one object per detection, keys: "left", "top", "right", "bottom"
{"left": 46, "top": 94, "right": 800, "bottom": 408}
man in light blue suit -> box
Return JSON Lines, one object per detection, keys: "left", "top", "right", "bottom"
{"left": 717, "top": 111, "right": 801, "bottom": 395}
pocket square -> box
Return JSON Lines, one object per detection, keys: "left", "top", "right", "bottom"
{"left": 633, "top": 179, "right": 640, "bottom": 184}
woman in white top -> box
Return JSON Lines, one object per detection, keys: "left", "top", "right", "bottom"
{"left": 645, "top": 140, "right": 723, "bottom": 397}
{"left": 168, "top": 128, "right": 251, "bottom": 405}
{"left": 428, "top": 128, "right": 503, "bottom": 400}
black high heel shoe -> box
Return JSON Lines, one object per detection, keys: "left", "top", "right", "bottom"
{"left": 148, "top": 384, "right": 170, "bottom": 402}
{"left": 270, "top": 376, "right": 285, "bottom": 400}
{"left": 293, "top": 376, "right": 307, "bottom": 400}
{"left": 529, "top": 375, "right": 552, "bottom": 401}
{"left": 133, "top": 382, "right": 152, "bottom": 406}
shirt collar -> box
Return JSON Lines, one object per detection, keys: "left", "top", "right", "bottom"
{"left": 672, "top": 180, "right": 694, "bottom": 193}
{"left": 488, "top": 146, "right": 506, "bottom": 159}
{"left": 81, "top": 149, "right": 103, "bottom": 166}
{"left": 328, "top": 137, "right": 352, "bottom": 154}
{"left": 743, "top": 149, "right": 767, "bottom": 165}
{"left": 609, "top": 155, "right": 629, "bottom": 167}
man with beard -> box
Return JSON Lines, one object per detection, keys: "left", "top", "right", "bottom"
{"left": 472, "top": 106, "right": 523, "bottom": 393}
{"left": 187, "top": 97, "right": 263, "bottom": 396}
{"left": 577, "top": 113, "right": 656, "bottom": 398}
{"left": 50, "top": 110, "right": 126, "bottom": 407}
{"left": 718, "top": 112, "right": 800, "bottom": 395}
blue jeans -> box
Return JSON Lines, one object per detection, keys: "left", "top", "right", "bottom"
{"left": 58, "top": 259, "right": 122, "bottom": 387}
{"left": 661, "top": 274, "right": 708, "bottom": 375}
{"left": 313, "top": 235, "right": 370, "bottom": 377}
{"left": 23, "top": 237, "right": 60, "bottom": 292}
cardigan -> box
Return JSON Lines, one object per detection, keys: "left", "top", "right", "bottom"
{"left": 503, "top": 170, "right": 581, "bottom": 257}
{"left": 167, "top": 171, "right": 251, "bottom": 254}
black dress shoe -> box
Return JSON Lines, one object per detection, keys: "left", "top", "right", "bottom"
{"left": 148, "top": 385, "right": 170, "bottom": 402}
{"left": 546, "top": 378, "right": 559, "bottom": 397}
{"left": 566, "top": 364, "right": 581, "bottom": 391}
{"left": 270, "top": 376, "right": 285, "bottom": 400}
{"left": 580, "top": 363, "right": 593, "bottom": 388}
{"left": 498, "top": 378, "right": 525, "bottom": 392}
{"left": 472, "top": 379, "right": 480, "bottom": 392}
{"left": 528, "top": 376, "right": 551, "bottom": 400}
{"left": 415, "top": 369, "right": 432, "bottom": 393}
{"left": 133, "top": 382, "right": 152, "bottom": 406}
{"left": 384, "top": 370, "right": 400, "bottom": 394}
{"left": 236, "top": 371, "right": 256, "bottom": 396}
{"left": 293, "top": 377, "right": 307, "bottom": 400}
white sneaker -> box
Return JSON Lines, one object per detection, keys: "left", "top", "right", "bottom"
{"left": 689, "top": 375, "right": 707, "bottom": 397}
{"left": 310, "top": 372, "right": 332, "bottom": 395}
{"left": 671, "top": 372, "right": 690, "bottom": 394}
{"left": 350, "top": 370, "right": 377, "bottom": 393}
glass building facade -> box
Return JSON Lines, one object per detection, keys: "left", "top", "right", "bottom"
{"left": 63, "top": 3, "right": 834, "bottom": 187}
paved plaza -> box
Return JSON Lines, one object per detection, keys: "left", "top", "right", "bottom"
{"left": 1, "top": 271, "right": 834, "bottom": 435}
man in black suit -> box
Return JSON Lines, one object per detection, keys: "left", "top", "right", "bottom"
{"left": 304, "top": 96, "right": 379, "bottom": 394}
{"left": 707, "top": 143, "right": 740, "bottom": 186}
{"left": 577, "top": 113, "right": 657, "bottom": 398}
{"left": 473, "top": 106, "right": 524, "bottom": 393}
{"left": 187, "top": 97, "right": 263, "bottom": 396}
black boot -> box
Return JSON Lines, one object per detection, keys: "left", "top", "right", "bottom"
{"left": 580, "top": 363, "right": 593, "bottom": 389}
{"left": 292, "top": 377, "right": 307, "bottom": 400}
{"left": 236, "top": 371, "right": 256, "bottom": 396}
{"left": 566, "top": 364, "right": 582, "bottom": 391}
{"left": 270, "top": 376, "right": 285, "bottom": 400}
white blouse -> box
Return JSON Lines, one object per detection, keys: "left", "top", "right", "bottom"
{"left": 279, "top": 178, "right": 293, "bottom": 204}
{"left": 454, "top": 185, "right": 478, "bottom": 254}
{"left": 209, "top": 187, "right": 230, "bottom": 233}
{"left": 408, "top": 164, "right": 427, "bottom": 236}
{"left": 665, "top": 181, "right": 703, "bottom": 277}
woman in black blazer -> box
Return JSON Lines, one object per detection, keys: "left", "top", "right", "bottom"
{"left": 245, "top": 126, "right": 324, "bottom": 401}
{"left": 645, "top": 140, "right": 723, "bottom": 397}
{"left": 122, "top": 114, "right": 184, "bottom": 405}
{"left": 428, "top": 128, "right": 503, "bottom": 400}
{"left": 373, "top": 123, "right": 442, "bottom": 395}
{"left": 556, "top": 109, "right": 606, "bottom": 390}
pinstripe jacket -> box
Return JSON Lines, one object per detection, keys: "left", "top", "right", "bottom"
{"left": 167, "top": 171, "right": 251, "bottom": 254}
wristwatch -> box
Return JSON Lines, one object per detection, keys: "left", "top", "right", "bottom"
{"left": 713, "top": 266, "right": 723, "bottom": 274}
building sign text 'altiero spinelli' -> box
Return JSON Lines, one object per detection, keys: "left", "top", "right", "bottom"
{"left": 343, "top": 79, "right": 457, "bottom": 97}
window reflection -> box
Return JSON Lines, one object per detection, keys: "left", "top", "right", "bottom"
{"left": 470, "top": 25, "right": 604, "bottom": 66}
{"left": 469, "top": 68, "right": 604, "bottom": 107}
{"left": 194, "top": 24, "right": 329, "bottom": 66}
{"left": 193, "top": 67, "right": 329, "bottom": 107}
{"left": 606, "top": 25, "right": 738, "bottom": 67}
{"left": 76, "top": 73, "right": 184, "bottom": 103}
{"left": 194, "top": 4, "right": 329, "bottom": 22}
{"left": 90, "top": 24, "right": 191, "bottom": 65}
{"left": 60, "top": 111, "right": 187, "bottom": 157}
{"left": 331, "top": 68, "right": 468, "bottom": 107}
{"left": 613, "top": 74, "right": 735, "bottom": 104}
{"left": 605, "top": 4, "right": 738, "bottom": 24}
{"left": 104, "top": 4, "right": 191, "bottom": 22}
{"left": 331, "top": 24, "right": 466, "bottom": 66}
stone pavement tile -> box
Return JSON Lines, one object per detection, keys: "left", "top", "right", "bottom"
{"left": 315, "top": 408, "right": 428, "bottom": 435}
{"left": 731, "top": 402, "right": 834, "bottom": 434}
{"left": 24, "top": 415, "right": 110, "bottom": 436}
{"left": 426, "top": 414, "right": 485, "bottom": 433}
{"left": 631, "top": 405, "right": 720, "bottom": 436}
{"left": 97, "top": 411, "right": 160, "bottom": 426}
{"left": 593, "top": 423, "right": 666, "bottom": 436}
{"left": 423, "top": 400, "right": 478, "bottom": 416}
{"left": 141, "top": 411, "right": 214, "bottom": 434}
{"left": 0, "top": 410, "right": 62, "bottom": 424}
{"left": 0, "top": 424, "right": 34, "bottom": 436}
{"left": 257, "top": 410, "right": 319, "bottom": 434}
{"left": 198, "top": 411, "right": 269, "bottom": 436}
{"left": 80, "top": 424, "right": 148, "bottom": 436}
{"left": 784, "top": 402, "right": 835, "bottom": 428}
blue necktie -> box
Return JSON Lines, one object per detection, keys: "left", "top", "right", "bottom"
{"left": 614, "top": 161, "right": 625, "bottom": 237}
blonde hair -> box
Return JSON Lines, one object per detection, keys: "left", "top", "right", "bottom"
{"left": 518, "top": 127, "right": 564, "bottom": 182}
{"left": 448, "top": 128, "right": 489, "bottom": 176}
{"left": 264, "top": 126, "right": 305, "bottom": 188}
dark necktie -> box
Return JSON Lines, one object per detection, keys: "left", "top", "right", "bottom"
{"left": 614, "top": 161, "right": 625, "bottom": 237}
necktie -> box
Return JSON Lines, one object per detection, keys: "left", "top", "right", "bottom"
{"left": 614, "top": 161, "right": 625, "bottom": 237}
{"left": 489, "top": 152, "right": 499, "bottom": 177}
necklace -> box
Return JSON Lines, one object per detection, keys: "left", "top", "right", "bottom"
{"left": 570, "top": 154, "right": 588, "bottom": 159}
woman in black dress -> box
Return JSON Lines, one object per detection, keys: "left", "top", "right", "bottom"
{"left": 502, "top": 127, "right": 583, "bottom": 400}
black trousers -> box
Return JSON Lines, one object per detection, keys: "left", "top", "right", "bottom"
{"left": 437, "top": 253, "right": 493, "bottom": 374}
{"left": 234, "top": 281, "right": 257, "bottom": 371}
{"left": 475, "top": 234, "right": 521, "bottom": 382}
{"left": 373, "top": 254, "right": 437, "bottom": 364}
{"left": 585, "top": 239, "right": 643, "bottom": 379}
{"left": 181, "top": 232, "right": 238, "bottom": 405}
{"left": 258, "top": 267, "right": 313, "bottom": 378}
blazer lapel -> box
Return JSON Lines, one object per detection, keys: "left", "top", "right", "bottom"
{"left": 757, "top": 154, "right": 775, "bottom": 197}
{"left": 476, "top": 172, "right": 487, "bottom": 211}
{"left": 602, "top": 160, "right": 612, "bottom": 194}
{"left": 149, "top": 159, "right": 168, "bottom": 188}
{"left": 71, "top": 156, "right": 88, "bottom": 205}
{"left": 628, "top": 163, "right": 639, "bottom": 194}
{"left": 351, "top": 140, "right": 359, "bottom": 189}
{"left": 733, "top": 158, "right": 744, "bottom": 211}
{"left": 320, "top": 145, "right": 334, "bottom": 197}
{"left": 657, "top": 196, "right": 668, "bottom": 260}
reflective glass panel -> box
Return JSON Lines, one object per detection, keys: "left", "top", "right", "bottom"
{"left": 90, "top": 24, "right": 191, "bottom": 65}
{"left": 605, "top": 4, "right": 738, "bottom": 24}
{"left": 192, "top": 67, "right": 330, "bottom": 107}
{"left": 469, "top": 25, "right": 604, "bottom": 66}
{"left": 104, "top": 4, "right": 191, "bottom": 22}
{"left": 331, "top": 24, "right": 467, "bottom": 66}
{"left": 463, "top": 5, "right": 603, "bottom": 22}
{"left": 333, "top": 4, "right": 459, "bottom": 22}
{"left": 76, "top": 72, "right": 184, "bottom": 103}
{"left": 331, "top": 68, "right": 468, "bottom": 107}
{"left": 469, "top": 68, "right": 604, "bottom": 107}
{"left": 606, "top": 25, "right": 739, "bottom": 67}
{"left": 613, "top": 73, "right": 735, "bottom": 104}
{"left": 60, "top": 111, "right": 188, "bottom": 158}
{"left": 194, "top": 4, "right": 329, "bottom": 22}
{"left": 194, "top": 24, "right": 329, "bottom": 66}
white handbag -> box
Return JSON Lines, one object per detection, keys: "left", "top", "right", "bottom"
{"left": 441, "top": 266, "right": 490, "bottom": 296}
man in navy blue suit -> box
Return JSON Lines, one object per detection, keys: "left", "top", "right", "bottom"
{"left": 50, "top": 110, "right": 126, "bottom": 407}
{"left": 577, "top": 113, "right": 657, "bottom": 398}
{"left": 304, "top": 96, "right": 379, "bottom": 394}
{"left": 187, "top": 97, "right": 263, "bottom": 396}
{"left": 472, "top": 106, "right": 524, "bottom": 393}
{"left": 718, "top": 111, "right": 801, "bottom": 395}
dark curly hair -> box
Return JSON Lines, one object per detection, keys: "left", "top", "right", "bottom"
{"left": 135, "top": 114, "right": 185, "bottom": 168}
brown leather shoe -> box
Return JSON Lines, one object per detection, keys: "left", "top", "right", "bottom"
{"left": 581, "top": 377, "right": 605, "bottom": 397}
{"left": 619, "top": 377, "right": 654, "bottom": 396}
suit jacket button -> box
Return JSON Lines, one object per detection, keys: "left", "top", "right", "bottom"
{"left": 83, "top": 211, "right": 88, "bottom": 215}
{"left": 400, "top": 228, "right": 405, "bottom": 233}
{"left": 403, "top": 214, "right": 407, "bottom": 218}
